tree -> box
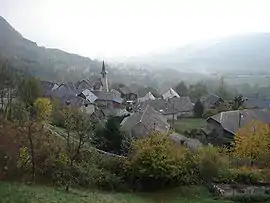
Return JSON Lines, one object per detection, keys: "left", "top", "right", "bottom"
{"left": 34, "top": 98, "right": 52, "bottom": 122}
{"left": 175, "top": 81, "right": 189, "bottom": 96}
{"left": 231, "top": 95, "right": 245, "bottom": 110}
{"left": 92, "top": 117, "right": 130, "bottom": 155}
{"left": 193, "top": 100, "right": 204, "bottom": 118}
{"left": 0, "top": 60, "right": 18, "bottom": 119}
{"left": 189, "top": 82, "right": 208, "bottom": 102}
{"left": 62, "top": 107, "right": 92, "bottom": 191}
{"left": 233, "top": 120, "right": 270, "bottom": 165}
{"left": 18, "top": 77, "right": 42, "bottom": 108}
{"left": 25, "top": 98, "right": 52, "bottom": 182}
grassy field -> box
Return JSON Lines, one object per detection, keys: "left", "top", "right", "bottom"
{"left": 169, "top": 118, "right": 206, "bottom": 134}
{"left": 0, "top": 182, "right": 232, "bottom": 203}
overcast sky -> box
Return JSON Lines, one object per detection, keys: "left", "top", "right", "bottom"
{"left": 1, "top": 0, "right": 270, "bottom": 59}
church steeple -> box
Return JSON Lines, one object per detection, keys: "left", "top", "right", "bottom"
{"left": 100, "top": 61, "right": 109, "bottom": 92}
{"left": 101, "top": 61, "right": 107, "bottom": 78}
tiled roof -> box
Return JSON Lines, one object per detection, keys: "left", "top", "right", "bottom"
{"left": 201, "top": 94, "right": 224, "bottom": 108}
{"left": 136, "top": 97, "right": 193, "bottom": 115}
{"left": 121, "top": 105, "right": 170, "bottom": 138}
{"left": 169, "top": 132, "right": 202, "bottom": 151}
{"left": 92, "top": 91, "right": 123, "bottom": 104}
{"left": 208, "top": 109, "right": 270, "bottom": 135}
{"left": 75, "top": 76, "right": 103, "bottom": 91}
{"left": 119, "top": 86, "right": 137, "bottom": 95}
{"left": 60, "top": 94, "right": 91, "bottom": 108}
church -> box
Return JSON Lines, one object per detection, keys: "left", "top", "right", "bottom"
{"left": 75, "top": 61, "right": 109, "bottom": 92}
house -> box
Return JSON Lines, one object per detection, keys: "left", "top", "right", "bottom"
{"left": 76, "top": 61, "right": 109, "bottom": 92}
{"left": 204, "top": 109, "right": 270, "bottom": 145}
{"left": 60, "top": 94, "right": 95, "bottom": 115}
{"left": 40, "top": 81, "right": 58, "bottom": 96}
{"left": 200, "top": 94, "right": 224, "bottom": 109}
{"left": 49, "top": 82, "right": 78, "bottom": 99}
{"left": 243, "top": 98, "right": 270, "bottom": 109}
{"left": 135, "top": 97, "right": 194, "bottom": 120}
{"left": 110, "top": 89, "right": 122, "bottom": 98}
{"left": 162, "top": 88, "right": 180, "bottom": 100}
{"left": 138, "top": 92, "right": 156, "bottom": 103}
{"left": 118, "top": 86, "right": 138, "bottom": 101}
{"left": 169, "top": 132, "right": 202, "bottom": 151}
{"left": 92, "top": 91, "right": 123, "bottom": 109}
{"left": 77, "top": 89, "right": 98, "bottom": 103}
{"left": 121, "top": 105, "right": 170, "bottom": 139}
{"left": 75, "top": 77, "right": 103, "bottom": 92}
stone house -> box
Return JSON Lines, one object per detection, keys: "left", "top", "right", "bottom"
{"left": 162, "top": 88, "right": 180, "bottom": 100}
{"left": 135, "top": 97, "right": 194, "bottom": 120}
{"left": 201, "top": 94, "right": 224, "bottom": 109}
{"left": 118, "top": 86, "right": 138, "bottom": 101}
{"left": 121, "top": 105, "right": 170, "bottom": 139}
{"left": 204, "top": 109, "right": 270, "bottom": 145}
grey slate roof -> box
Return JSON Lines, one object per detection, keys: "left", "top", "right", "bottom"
{"left": 50, "top": 82, "right": 78, "bottom": 99}
{"left": 60, "top": 94, "right": 91, "bottom": 108}
{"left": 208, "top": 109, "right": 270, "bottom": 135}
{"left": 201, "top": 94, "right": 224, "bottom": 108}
{"left": 121, "top": 105, "right": 170, "bottom": 138}
{"left": 119, "top": 86, "right": 137, "bottom": 95}
{"left": 40, "top": 81, "right": 58, "bottom": 96}
{"left": 92, "top": 91, "right": 123, "bottom": 104}
{"left": 75, "top": 76, "right": 103, "bottom": 91}
{"left": 169, "top": 132, "right": 202, "bottom": 151}
{"left": 136, "top": 97, "right": 193, "bottom": 115}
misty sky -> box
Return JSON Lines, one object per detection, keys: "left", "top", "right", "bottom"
{"left": 1, "top": 0, "right": 270, "bottom": 59}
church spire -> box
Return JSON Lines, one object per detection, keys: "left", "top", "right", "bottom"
{"left": 101, "top": 60, "right": 107, "bottom": 78}
{"left": 100, "top": 61, "right": 109, "bottom": 92}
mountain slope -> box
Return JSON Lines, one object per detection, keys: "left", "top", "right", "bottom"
{"left": 0, "top": 16, "right": 101, "bottom": 81}
{"left": 127, "top": 33, "right": 270, "bottom": 74}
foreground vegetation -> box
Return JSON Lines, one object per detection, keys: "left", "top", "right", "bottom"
{"left": 0, "top": 182, "right": 231, "bottom": 203}
{"left": 3, "top": 61, "right": 270, "bottom": 202}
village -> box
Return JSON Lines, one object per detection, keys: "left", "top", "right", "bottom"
{"left": 2, "top": 6, "right": 270, "bottom": 201}
{"left": 40, "top": 62, "right": 270, "bottom": 150}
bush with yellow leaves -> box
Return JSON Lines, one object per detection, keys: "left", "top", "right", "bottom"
{"left": 233, "top": 120, "right": 270, "bottom": 166}
{"left": 124, "top": 132, "right": 198, "bottom": 190}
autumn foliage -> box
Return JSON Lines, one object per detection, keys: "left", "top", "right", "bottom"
{"left": 233, "top": 120, "right": 270, "bottom": 164}
{"left": 124, "top": 132, "right": 198, "bottom": 190}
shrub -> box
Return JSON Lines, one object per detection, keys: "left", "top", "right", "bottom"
{"left": 124, "top": 132, "right": 197, "bottom": 191}
{"left": 197, "top": 145, "right": 229, "bottom": 183}
{"left": 51, "top": 103, "right": 66, "bottom": 128}
{"left": 0, "top": 119, "right": 25, "bottom": 180}
{"left": 74, "top": 161, "right": 126, "bottom": 191}
{"left": 217, "top": 167, "right": 263, "bottom": 184}
{"left": 217, "top": 168, "right": 237, "bottom": 183}
{"left": 229, "top": 194, "right": 270, "bottom": 203}
{"left": 234, "top": 167, "right": 262, "bottom": 184}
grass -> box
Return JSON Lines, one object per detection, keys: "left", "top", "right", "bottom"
{"left": 169, "top": 118, "right": 206, "bottom": 135}
{"left": 0, "top": 181, "right": 232, "bottom": 203}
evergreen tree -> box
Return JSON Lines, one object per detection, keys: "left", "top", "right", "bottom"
{"left": 175, "top": 81, "right": 189, "bottom": 96}
{"left": 92, "top": 117, "right": 130, "bottom": 155}
{"left": 193, "top": 100, "right": 204, "bottom": 118}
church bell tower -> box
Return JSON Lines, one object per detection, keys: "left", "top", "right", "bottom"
{"left": 101, "top": 61, "right": 109, "bottom": 92}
